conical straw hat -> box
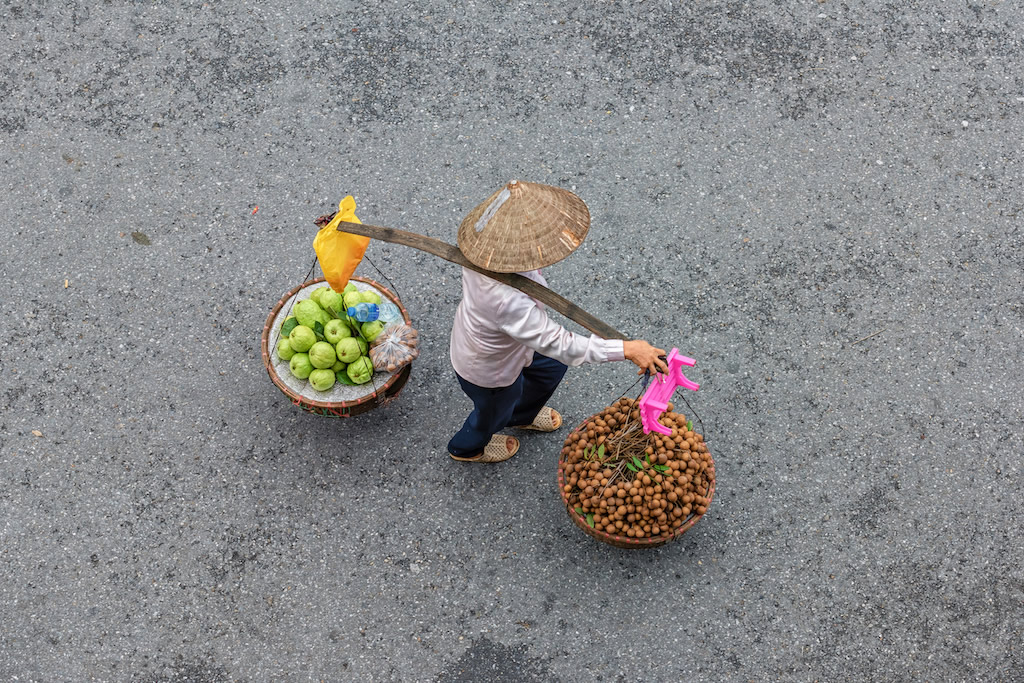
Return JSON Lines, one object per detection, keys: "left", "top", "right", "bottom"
{"left": 457, "top": 180, "right": 590, "bottom": 272}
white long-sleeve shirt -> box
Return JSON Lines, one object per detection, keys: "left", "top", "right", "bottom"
{"left": 449, "top": 267, "right": 625, "bottom": 388}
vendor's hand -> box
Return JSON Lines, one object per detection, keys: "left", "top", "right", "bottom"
{"left": 623, "top": 340, "right": 668, "bottom": 376}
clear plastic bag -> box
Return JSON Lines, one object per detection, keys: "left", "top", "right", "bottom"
{"left": 369, "top": 322, "right": 420, "bottom": 373}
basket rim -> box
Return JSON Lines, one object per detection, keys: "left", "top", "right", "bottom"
{"left": 558, "top": 415, "right": 715, "bottom": 548}
{"left": 260, "top": 276, "right": 412, "bottom": 410}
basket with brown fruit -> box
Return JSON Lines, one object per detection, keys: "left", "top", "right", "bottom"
{"left": 558, "top": 397, "right": 715, "bottom": 549}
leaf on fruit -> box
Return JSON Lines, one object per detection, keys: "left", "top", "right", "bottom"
{"left": 654, "top": 464, "right": 669, "bottom": 474}
{"left": 326, "top": 305, "right": 341, "bottom": 319}
{"left": 597, "top": 444, "right": 605, "bottom": 458}
{"left": 626, "top": 461, "right": 639, "bottom": 473}
{"left": 335, "top": 371, "right": 358, "bottom": 386}
{"left": 687, "top": 420, "right": 693, "bottom": 431}
{"left": 281, "top": 317, "right": 298, "bottom": 337}
{"left": 631, "top": 456, "right": 644, "bottom": 469}
{"left": 575, "top": 506, "right": 583, "bottom": 515}
{"left": 313, "top": 321, "right": 326, "bottom": 341}
{"left": 586, "top": 513, "right": 594, "bottom": 528}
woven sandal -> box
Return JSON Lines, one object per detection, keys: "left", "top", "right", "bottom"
{"left": 450, "top": 435, "right": 520, "bottom": 463}
{"left": 514, "top": 406, "right": 562, "bottom": 432}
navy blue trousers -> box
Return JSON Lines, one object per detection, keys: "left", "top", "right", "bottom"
{"left": 448, "top": 352, "right": 568, "bottom": 457}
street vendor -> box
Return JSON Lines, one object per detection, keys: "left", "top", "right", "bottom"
{"left": 448, "top": 180, "right": 669, "bottom": 463}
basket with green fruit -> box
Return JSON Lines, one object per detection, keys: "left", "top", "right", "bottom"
{"left": 260, "top": 276, "right": 418, "bottom": 417}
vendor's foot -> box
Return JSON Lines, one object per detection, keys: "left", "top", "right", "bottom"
{"left": 514, "top": 406, "right": 562, "bottom": 432}
{"left": 450, "top": 435, "right": 519, "bottom": 463}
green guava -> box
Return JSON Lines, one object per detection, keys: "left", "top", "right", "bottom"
{"left": 276, "top": 338, "right": 295, "bottom": 361}
{"left": 289, "top": 325, "right": 316, "bottom": 353}
{"left": 308, "top": 368, "right": 336, "bottom": 392}
{"left": 309, "top": 287, "right": 330, "bottom": 306}
{"left": 355, "top": 337, "right": 368, "bottom": 355}
{"left": 360, "top": 290, "right": 382, "bottom": 305}
{"left": 317, "top": 309, "right": 333, "bottom": 327}
{"left": 331, "top": 360, "right": 346, "bottom": 373}
{"left": 309, "top": 341, "right": 337, "bottom": 369}
{"left": 343, "top": 291, "right": 363, "bottom": 310}
{"left": 294, "top": 299, "right": 323, "bottom": 328}
{"left": 343, "top": 282, "right": 359, "bottom": 294}
{"left": 319, "top": 290, "right": 344, "bottom": 316}
{"left": 361, "top": 320, "right": 386, "bottom": 342}
{"left": 324, "top": 319, "right": 352, "bottom": 344}
{"left": 289, "top": 353, "right": 313, "bottom": 379}
{"left": 336, "top": 337, "right": 361, "bottom": 363}
{"left": 346, "top": 356, "right": 374, "bottom": 384}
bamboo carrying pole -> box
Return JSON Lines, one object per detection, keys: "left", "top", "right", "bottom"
{"left": 332, "top": 220, "right": 629, "bottom": 341}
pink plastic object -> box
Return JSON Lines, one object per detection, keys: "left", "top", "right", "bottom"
{"left": 639, "top": 348, "right": 699, "bottom": 435}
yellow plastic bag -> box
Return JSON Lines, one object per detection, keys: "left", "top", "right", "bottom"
{"left": 313, "top": 196, "right": 370, "bottom": 292}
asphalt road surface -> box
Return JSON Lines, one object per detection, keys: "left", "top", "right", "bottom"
{"left": 2, "top": 1, "right": 1022, "bottom": 681}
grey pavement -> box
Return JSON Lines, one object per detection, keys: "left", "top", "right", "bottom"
{"left": 2, "top": 1, "right": 1022, "bottom": 681}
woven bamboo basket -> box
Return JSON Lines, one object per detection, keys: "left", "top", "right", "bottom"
{"left": 261, "top": 276, "right": 413, "bottom": 418}
{"left": 558, "top": 415, "right": 715, "bottom": 549}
